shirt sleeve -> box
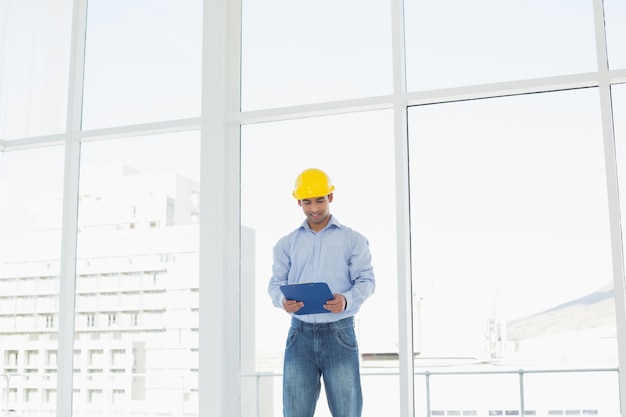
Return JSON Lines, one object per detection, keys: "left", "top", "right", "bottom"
{"left": 268, "top": 236, "right": 290, "bottom": 308}
{"left": 342, "top": 232, "right": 376, "bottom": 313}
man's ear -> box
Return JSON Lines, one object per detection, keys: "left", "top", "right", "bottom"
{"left": 297, "top": 200, "right": 302, "bottom": 207}
{"left": 328, "top": 193, "right": 334, "bottom": 202}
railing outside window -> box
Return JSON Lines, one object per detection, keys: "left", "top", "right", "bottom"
{"left": 243, "top": 367, "right": 620, "bottom": 417}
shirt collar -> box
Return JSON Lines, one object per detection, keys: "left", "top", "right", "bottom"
{"left": 299, "top": 215, "right": 342, "bottom": 232}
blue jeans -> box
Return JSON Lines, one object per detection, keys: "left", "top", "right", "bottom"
{"left": 283, "top": 317, "right": 362, "bottom": 417}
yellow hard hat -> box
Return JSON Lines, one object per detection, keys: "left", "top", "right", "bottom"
{"left": 292, "top": 168, "right": 335, "bottom": 200}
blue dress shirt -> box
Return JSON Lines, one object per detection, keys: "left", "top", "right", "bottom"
{"left": 268, "top": 215, "right": 376, "bottom": 323}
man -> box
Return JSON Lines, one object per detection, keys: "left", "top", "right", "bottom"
{"left": 268, "top": 167, "right": 376, "bottom": 417}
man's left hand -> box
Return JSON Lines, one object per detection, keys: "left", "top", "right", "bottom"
{"left": 324, "top": 294, "right": 346, "bottom": 313}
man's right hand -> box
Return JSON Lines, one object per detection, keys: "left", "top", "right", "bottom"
{"left": 282, "top": 298, "right": 304, "bottom": 314}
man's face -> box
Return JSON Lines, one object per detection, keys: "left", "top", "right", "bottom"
{"left": 298, "top": 193, "right": 333, "bottom": 229}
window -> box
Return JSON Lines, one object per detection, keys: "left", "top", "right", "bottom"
{"left": 88, "top": 350, "right": 104, "bottom": 367}
{"left": 604, "top": 0, "right": 626, "bottom": 69}
{"left": 0, "top": 146, "right": 63, "bottom": 415}
{"left": 88, "top": 389, "right": 103, "bottom": 403}
{"left": 241, "top": 109, "right": 398, "bottom": 415}
{"left": 81, "top": 0, "right": 202, "bottom": 129}
{"left": 0, "top": 0, "right": 72, "bottom": 139}
{"left": 25, "top": 350, "right": 39, "bottom": 366}
{"left": 6, "top": 350, "right": 18, "bottom": 366}
{"left": 240, "top": 0, "right": 393, "bottom": 110}
{"left": 45, "top": 350, "right": 57, "bottom": 367}
{"left": 408, "top": 89, "right": 618, "bottom": 412}
{"left": 45, "top": 389, "right": 56, "bottom": 403}
{"left": 110, "top": 349, "right": 126, "bottom": 367}
{"left": 75, "top": 132, "right": 199, "bottom": 414}
{"left": 404, "top": 0, "right": 596, "bottom": 91}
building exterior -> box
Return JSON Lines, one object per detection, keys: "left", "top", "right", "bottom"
{"left": 0, "top": 165, "right": 257, "bottom": 416}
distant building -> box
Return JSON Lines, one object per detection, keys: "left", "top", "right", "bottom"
{"left": 0, "top": 165, "right": 256, "bottom": 415}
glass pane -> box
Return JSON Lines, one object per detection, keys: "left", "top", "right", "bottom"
{"left": 404, "top": 0, "right": 597, "bottom": 92}
{"left": 408, "top": 89, "right": 615, "bottom": 379}
{"left": 0, "top": 146, "right": 65, "bottom": 415}
{"left": 241, "top": 0, "right": 393, "bottom": 111}
{"left": 82, "top": 0, "right": 202, "bottom": 130}
{"left": 75, "top": 132, "right": 200, "bottom": 416}
{"left": 605, "top": 0, "right": 626, "bottom": 70}
{"left": 524, "top": 371, "right": 620, "bottom": 416}
{"left": 419, "top": 370, "right": 620, "bottom": 417}
{"left": 428, "top": 374, "right": 520, "bottom": 415}
{"left": 241, "top": 110, "right": 398, "bottom": 416}
{"left": 0, "top": 0, "right": 72, "bottom": 139}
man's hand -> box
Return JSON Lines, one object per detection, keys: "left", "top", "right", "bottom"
{"left": 282, "top": 298, "right": 304, "bottom": 314}
{"left": 324, "top": 294, "right": 346, "bottom": 313}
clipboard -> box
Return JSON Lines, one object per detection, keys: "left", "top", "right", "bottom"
{"left": 280, "top": 282, "right": 334, "bottom": 315}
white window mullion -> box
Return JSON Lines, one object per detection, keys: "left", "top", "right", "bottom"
{"left": 391, "top": 0, "right": 415, "bottom": 416}
{"left": 593, "top": 0, "right": 626, "bottom": 415}
{"left": 199, "top": 0, "right": 242, "bottom": 415}
{"left": 57, "top": 0, "right": 88, "bottom": 416}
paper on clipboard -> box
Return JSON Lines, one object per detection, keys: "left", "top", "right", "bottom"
{"left": 280, "top": 282, "right": 334, "bottom": 315}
